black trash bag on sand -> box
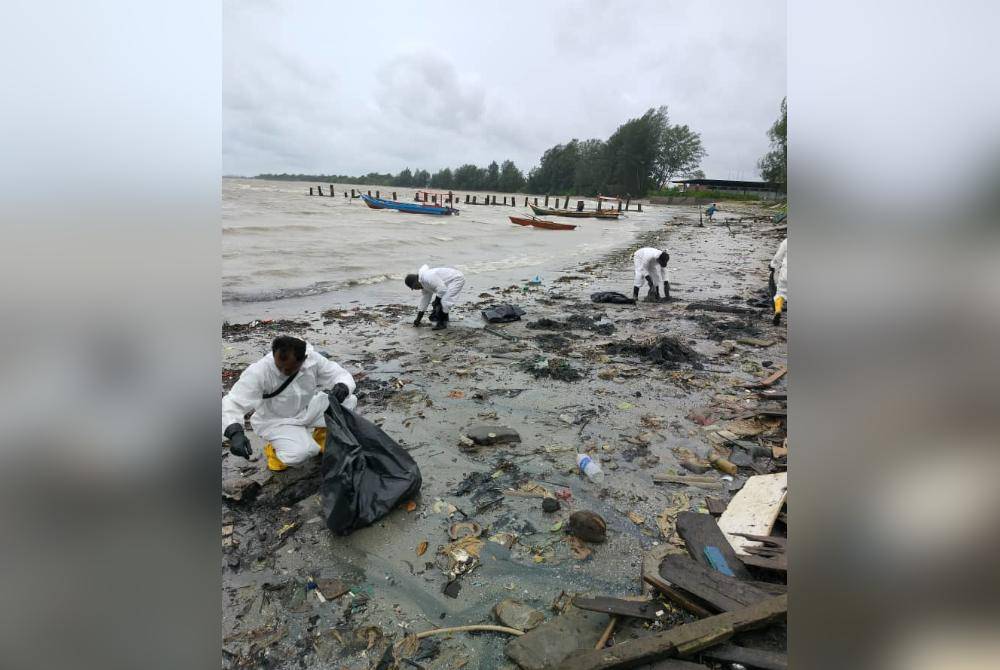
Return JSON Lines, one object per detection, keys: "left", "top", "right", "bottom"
{"left": 320, "top": 399, "right": 422, "bottom": 535}
{"left": 482, "top": 304, "right": 526, "bottom": 323}
{"left": 590, "top": 291, "right": 636, "bottom": 305}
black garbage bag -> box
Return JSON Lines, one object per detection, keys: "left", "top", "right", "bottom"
{"left": 590, "top": 291, "right": 636, "bottom": 305}
{"left": 481, "top": 304, "right": 526, "bottom": 323}
{"left": 320, "top": 399, "right": 422, "bottom": 535}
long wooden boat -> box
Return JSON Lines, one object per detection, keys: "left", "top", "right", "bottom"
{"left": 528, "top": 202, "right": 619, "bottom": 219}
{"left": 509, "top": 216, "right": 577, "bottom": 230}
{"left": 362, "top": 193, "right": 457, "bottom": 216}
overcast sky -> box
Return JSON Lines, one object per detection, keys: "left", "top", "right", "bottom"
{"left": 224, "top": 0, "right": 785, "bottom": 181}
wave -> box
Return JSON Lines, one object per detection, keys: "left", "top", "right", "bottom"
{"left": 222, "top": 272, "right": 401, "bottom": 303}
{"left": 223, "top": 224, "right": 324, "bottom": 234}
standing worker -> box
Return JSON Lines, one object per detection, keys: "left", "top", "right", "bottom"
{"left": 222, "top": 335, "right": 358, "bottom": 471}
{"left": 769, "top": 237, "right": 787, "bottom": 325}
{"left": 632, "top": 247, "right": 670, "bottom": 302}
{"left": 405, "top": 264, "right": 466, "bottom": 330}
{"left": 705, "top": 203, "right": 718, "bottom": 221}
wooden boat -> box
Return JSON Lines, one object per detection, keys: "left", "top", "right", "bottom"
{"left": 509, "top": 216, "right": 577, "bottom": 230}
{"left": 528, "top": 202, "right": 619, "bottom": 219}
{"left": 362, "top": 193, "right": 457, "bottom": 215}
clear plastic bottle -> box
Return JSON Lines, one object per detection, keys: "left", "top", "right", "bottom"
{"left": 576, "top": 453, "right": 605, "bottom": 483}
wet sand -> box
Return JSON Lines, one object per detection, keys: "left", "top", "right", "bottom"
{"left": 221, "top": 203, "right": 787, "bottom": 669}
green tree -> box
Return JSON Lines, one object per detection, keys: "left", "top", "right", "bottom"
{"left": 452, "top": 164, "right": 482, "bottom": 189}
{"left": 497, "top": 159, "right": 526, "bottom": 192}
{"left": 413, "top": 169, "right": 430, "bottom": 187}
{"left": 573, "top": 139, "right": 609, "bottom": 195}
{"left": 758, "top": 97, "right": 786, "bottom": 185}
{"left": 485, "top": 161, "right": 500, "bottom": 191}
{"left": 528, "top": 140, "right": 580, "bottom": 193}
{"left": 393, "top": 168, "right": 414, "bottom": 187}
{"left": 654, "top": 123, "right": 707, "bottom": 187}
{"left": 430, "top": 167, "right": 453, "bottom": 189}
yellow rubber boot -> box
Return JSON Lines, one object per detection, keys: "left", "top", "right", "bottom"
{"left": 312, "top": 427, "right": 327, "bottom": 454}
{"left": 773, "top": 296, "right": 785, "bottom": 325}
{"left": 263, "top": 443, "right": 288, "bottom": 472}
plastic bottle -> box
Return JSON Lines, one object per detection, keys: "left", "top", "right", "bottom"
{"left": 576, "top": 453, "right": 605, "bottom": 483}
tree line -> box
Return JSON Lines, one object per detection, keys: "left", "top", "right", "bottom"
{"left": 254, "top": 101, "right": 786, "bottom": 195}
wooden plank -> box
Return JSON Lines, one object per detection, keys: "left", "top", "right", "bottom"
{"left": 718, "top": 473, "right": 787, "bottom": 556}
{"left": 652, "top": 474, "right": 724, "bottom": 490}
{"left": 742, "top": 367, "right": 786, "bottom": 389}
{"left": 740, "top": 554, "right": 787, "bottom": 572}
{"left": 705, "top": 497, "right": 728, "bottom": 516}
{"left": 701, "top": 644, "right": 788, "bottom": 670}
{"left": 555, "top": 595, "right": 787, "bottom": 669}
{"left": 641, "top": 545, "right": 713, "bottom": 618}
{"left": 572, "top": 596, "right": 667, "bottom": 621}
{"left": 731, "top": 533, "right": 786, "bottom": 548}
{"left": 675, "top": 512, "right": 752, "bottom": 580}
{"left": 506, "top": 605, "right": 611, "bottom": 670}
{"left": 658, "top": 554, "right": 773, "bottom": 613}
{"left": 684, "top": 301, "right": 760, "bottom": 316}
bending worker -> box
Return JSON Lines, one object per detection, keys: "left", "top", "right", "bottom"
{"left": 405, "top": 264, "right": 465, "bottom": 330}
{"left": 222, "top": 335, "right": 357, "bottom": 471}
{"left": 770, "top": 237, "right": 788, "bottom": 325}
{"left": 706, "top": 203, "right": 718, "bottom": 221}
{"left": 632, "top": 247, "right": 670, "bottom": 301}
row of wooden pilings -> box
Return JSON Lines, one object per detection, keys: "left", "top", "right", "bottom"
{"left": 307, "top": 186, "right": 642, "bottom": 212}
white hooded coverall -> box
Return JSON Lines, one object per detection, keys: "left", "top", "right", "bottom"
{"left": 417, "top": 264, "right": 465, "bottom": 314}
{"left": 770, "top": 238, "right": 788, "bottom": 302}
{"left": 633, "top": 247, "right": 669, "bottom": 288}
{"left": 221, "top": 343, "right": 357, "bottom": 466}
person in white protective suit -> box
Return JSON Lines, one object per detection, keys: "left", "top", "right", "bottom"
{"left": 632, "top": 247, "right": 671, "bottom": 302}
{"left": 769, "top": 237, "right": 788, "bottom": 325}
{"left": 404, "top": 264, "right": 466, "bottom": 330}
{"left": 222, "top": 335, "right": 357, "bottom": 472}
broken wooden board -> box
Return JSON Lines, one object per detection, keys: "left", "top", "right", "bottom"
{"left": 641, "top": 544, "right": 713, "bottom": 618}
{"left": 718, "top": 473, "right": 787, "bottom": 556}
{"left": 700, "top": 644, "right": 788, "bottom": 670}
{"left": 572, "top": 596, "right": 667, "bottom": 622}
{"left": 740, "top": 554, "right": 788, "bottom": 572}
{"left": 742, "top": 367, "right": 786, "bottom": 389}
{"left": 652, "top": 474, "right": 724, "bottom": 490}
{"left": 659, "top": 554, "right": 773, "bottom": 613}
{"left": 556, "top": 595, "right": 787, "bottom": 669}
{"left": 675, "top": 512, "right": 752, "bottom": 580}
{"left": 705, "top": 497, "right": 728, "bottom": 516}
{"left": 506, "top": 605, "right": 610, "bottom": 670}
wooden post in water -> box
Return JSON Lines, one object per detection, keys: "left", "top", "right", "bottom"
{"left": 524, "top": 196, "right": 529, "bottom": 207}
{"left": 367, "top": 190, "right": 372, "bottom": 197}
{"left": 544, "top": 195, "right": 549, "bottom": 206}
{"left": 618, "top": 200, "right": 623, "bottom": 212}
{"left": 564, "top": 196, "right": 569, "bottom": 209}
{"left": 392, "top": 191, "right": 397, "bottom": 200}
{"left": 351, "top": 188, "right": 356, "bottom": 198}
{"left": 502, "top": 196, "right": 507, "bottom": 206}
{"left": 317, "top": 185, "right": 323, "bottom": 196}
{"left": 637, "top": 202, "right": 643, "bottom": 212}
{"left": 465, "top": 194, "right": 470, "bottom": 204}
{"left": 625, "top": 197, "right": 630, "bottom": 211}
{"left": 375, "top": 190, "right": 380, "bottom": 199}
{"left": 448, "top": 191, "right": 454, "bottom": 203}
{"left": 491, "top": 195, "right": 497, "bottom": 205}
{"left": 309, "top": 187, "right": 314, "bottom": 196}
{"left": 432, "top": 194, "right": 437, "bottom": 204}
{"left": 533, "top": 197, "right": 538, "bottom": 206}
{"left": 577, "top": 200, "right": 584, "bottom": 211}
{"left": 473, "top": 195, "right": 477, "bottom": 204}
{"left": 329, "top": 184, "right": 335, "bottom": 195}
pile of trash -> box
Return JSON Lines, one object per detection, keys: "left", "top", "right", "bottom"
{"left": 604, "top": 336, "right": 702, "bottom": 368}
{"left": 519, "top": 356, "right": 585, "bottom": 382}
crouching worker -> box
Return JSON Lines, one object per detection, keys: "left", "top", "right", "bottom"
{"left": 633, "top": 247, "right": 670, "bottom": 302}
{"left": 405, "top": 264, "right": 465, "bottom": 330}
{"left": 222, "top": 335, "right": 357, "bottom": 471}
{"left": 769, "top": 237, "right": 787, "bottom": 325}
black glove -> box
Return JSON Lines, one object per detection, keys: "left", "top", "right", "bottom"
{"left": 663, "top": 281, "right": 670, "bottom": 301}
{"left": 224, "top": 422, "right": 252, "bottom": 459}
{"left": 632, "top": 286, "right": 640, "bottom": 299}
{"left": 330, "top": 382, "right": 350, "bottom": 403}
{"left": 413, "top": 311, "right": 425, "bottom": 326}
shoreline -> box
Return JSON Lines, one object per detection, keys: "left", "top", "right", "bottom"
{"left": 221, "top": 203, "right": 787, "bottom": 668}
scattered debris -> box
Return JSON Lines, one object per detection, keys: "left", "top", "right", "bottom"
{"left": 494, "top": 599, "right": 546, "bottom": 632}
{"left": 460, "top": 424, "right": 522, "bottom": 446}
{"left": 604, "top": 336, "right": 701, "bottom": 368}
{"left": 567, "top": 511, "right": 607, "bottom": 543}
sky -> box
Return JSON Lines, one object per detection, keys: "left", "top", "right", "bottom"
{"left": 224, "top": 0, "right": 786, "bottom": 181}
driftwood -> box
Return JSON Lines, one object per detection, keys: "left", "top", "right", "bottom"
{"left": 555, "top": 595, "right": 788, "bottom": 669}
